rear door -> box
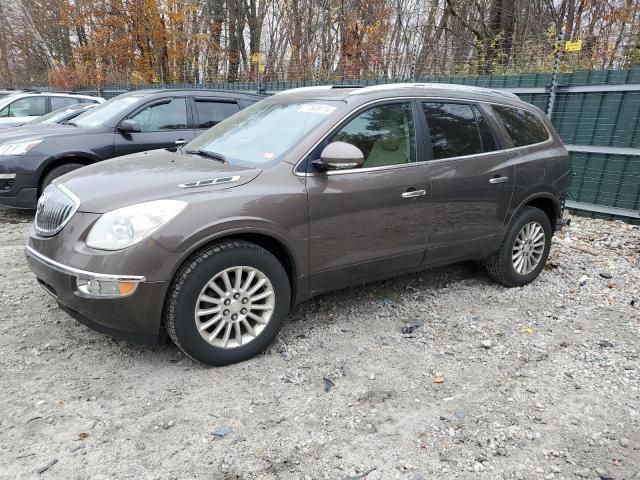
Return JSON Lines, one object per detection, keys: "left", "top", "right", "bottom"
{"left": 191, "top": 97, "right": 240, "bottom": 135}
{"left": 113, "top": 97, "right": 196, "bottom": 156}
{"left": 307, "top": 100, "right": 430, "bottom": 293}
{"left": 421, "top": 101, "right": 515, "bottom": 263}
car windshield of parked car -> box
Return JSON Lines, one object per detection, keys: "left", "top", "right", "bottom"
{"left": 70, "top": 95, "right": 140, "bottom": 128}
{"left": 184, "top": 99, "right": 343, "bottom": 168}
{"left": 29, "top": 105, "right": 81, "bottom": 125}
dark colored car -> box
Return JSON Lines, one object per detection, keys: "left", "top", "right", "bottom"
{"left": 25, "top": 83, "right": 571, "bottom": 366}
{"left": 0, "top": 89, "right": 265, "bottom": 208}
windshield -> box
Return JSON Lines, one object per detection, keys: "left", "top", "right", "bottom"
{"left": 30, "top": 106, "right": 81, "bottom": 125}
{"left": 71, "top": 95, "right": 140, "bottom": 128}
{"left": 184, "top": 99, "right": 343, "bottom": 168}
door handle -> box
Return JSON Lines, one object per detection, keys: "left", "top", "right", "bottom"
{"left": 489, "top": 176, "right": 510, "bottom": 184}
{"left": 175, "top": 139, "right": 187, "bottom": 146}
{"left": 402, "top": 189, "right": 426, "bottom": 198}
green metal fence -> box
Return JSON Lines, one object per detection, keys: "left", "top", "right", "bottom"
{"left": 38, "top": 68, "right": 640, "bottom": 220}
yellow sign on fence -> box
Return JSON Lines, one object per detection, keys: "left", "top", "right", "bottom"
{"left": 565, "top": 40, "right": 582, "bottom": 52}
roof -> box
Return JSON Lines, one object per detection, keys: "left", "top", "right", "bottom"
{"left": 0, "top": 91, "right": 105, "bottom": 104}
{"left": 274, "top": 82, "right": 529, "bottom": 107}
{"left": 125, "top": 89, "right": 266, "bottom": 99}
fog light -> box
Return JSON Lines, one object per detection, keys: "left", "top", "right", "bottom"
{"left": 76, "top": 277, "right": 139, "bottom": 297}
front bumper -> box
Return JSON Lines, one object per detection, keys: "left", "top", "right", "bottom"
{"left": 25, "top": 245, "right": 166, "bottom": 345}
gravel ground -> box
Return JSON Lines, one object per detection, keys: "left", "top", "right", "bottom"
{"left": 0, "top": 207, "right": 638, "bottom": 480}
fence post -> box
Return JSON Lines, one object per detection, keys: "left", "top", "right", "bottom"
{"left": 546, "top": 30, "right": 565, "bottom": 118}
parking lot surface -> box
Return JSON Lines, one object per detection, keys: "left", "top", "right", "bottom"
{"left": 0, "top": 207, "right": 638, "bottom": 479}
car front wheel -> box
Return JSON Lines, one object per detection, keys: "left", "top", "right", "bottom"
{"left": 165, "top": 241, "right": 291, "bottom": 366}
{"left": 484, "top": 206, "right": 552, "bottom": 287}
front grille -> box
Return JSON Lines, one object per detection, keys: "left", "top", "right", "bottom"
{"left": 35, "top": 183, "right": 79, "bottom": 236}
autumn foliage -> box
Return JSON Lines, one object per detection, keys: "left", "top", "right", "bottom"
{"left": 0, "top": 0, "right": 638, "bottom": 88}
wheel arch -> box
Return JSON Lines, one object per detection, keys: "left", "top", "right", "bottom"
{"left": 37, "top": 153, "right": 97, "bottom": 194}
{"left": 165, "top": 230, "right": 301, "bottom": 310}
{"left": 508, "top": 193, "right": 560, "bottom": 231}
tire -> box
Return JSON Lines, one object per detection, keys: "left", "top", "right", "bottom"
{"left": 41, "top": 163, "right": 84, "bottom": 191}
{"left": 484, "top": 206, "right": 552, "bottom": 287}
{"left": 165, "top": 240, "right": 291, "bottom": 366}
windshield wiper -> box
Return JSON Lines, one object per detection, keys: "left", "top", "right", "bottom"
{"left": 185, "top": 149, "right": 227, "bottom": 164}
{"left": 66, "top": 121, "right": 78, "bottom": 127}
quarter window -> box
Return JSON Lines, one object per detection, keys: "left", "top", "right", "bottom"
{"left": 194, "top": 100, "right": 239, "bottom": 128}
{"left": 130, "top": 98, "right": 188, "bottom": 132}
{"left": 492, "top": 105, "right": 549, "bottom": 147}
{"left": 0, "top": 96, "right": 46, "bottom": 117}
{"left": 332, "top": 102, "right": 415, "bottom": 168}
{"left": 423, "top": 102, "right": 485, "bottom": 160}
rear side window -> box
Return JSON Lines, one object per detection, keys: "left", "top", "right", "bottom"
{"left": 473, "top": 105, "right": 497, "bottom": 152}
{"left": 492, "top": 105, "right": 549, "bottom": 146}
{"left": 51, "top": 96, "right": 80, "bottom": 110}
{"left": 194, "top": 100, "right": 240, "bottom": 128}
{"left": 423, "top": 102, "right": 487, "bottom": 159}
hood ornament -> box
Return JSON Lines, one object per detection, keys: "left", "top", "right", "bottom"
{"left": 178, "top": 176, "right": 241, "bottom": 189}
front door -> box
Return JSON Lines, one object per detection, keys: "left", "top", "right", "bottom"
{"left": 114, "top": 97, "right": 196, "bottom": 157}
{"left": 420, "top": 101, "right": 515, "bottom": 263}
{"left": 307, "top": 101, "right": 430, "bottom": 294}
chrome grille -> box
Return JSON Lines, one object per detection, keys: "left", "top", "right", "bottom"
{"left": 35, "top": 184, "right": 79, "bottom": 236}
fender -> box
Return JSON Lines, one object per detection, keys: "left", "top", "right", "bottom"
{"left": 506, "top": 190, "right": 561, "bottom": 227}
{"left": 36, "top": 150, "right": 103, "bottom": 178}
{"left": 162, "top": 222, "right": 304, "bottom": 300}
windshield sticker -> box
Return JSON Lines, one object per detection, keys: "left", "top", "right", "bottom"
{"left": 262, "top": 152, "right": 275, "bottom": 159}
{"left": 297, "top": 104, "right": 337, "bottom": 115}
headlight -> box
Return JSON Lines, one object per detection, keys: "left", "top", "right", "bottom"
{"left": 86, "top": 199, "right": 187, "bottom": 250}
{"left": 0, "top": 138, "right": 43, "bottom": 156}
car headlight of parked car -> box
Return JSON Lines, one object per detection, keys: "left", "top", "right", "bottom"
{"left": 0, "top": 138, "right": 44, "bottom": 156}
{"left": 86, "top": 199, "right": 187, "bottom": 250}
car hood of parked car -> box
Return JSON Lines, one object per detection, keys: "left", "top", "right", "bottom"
{"left": 57, "top": 148, "right": 263, "bottom": 214}
{"left": 0, "top": 124, "right": 77, "bottom": 143}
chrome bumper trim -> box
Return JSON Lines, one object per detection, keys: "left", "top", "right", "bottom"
{"left": 24, "top": 245, "right": 146, "bottom": 282}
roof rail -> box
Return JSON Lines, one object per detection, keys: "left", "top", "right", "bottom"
{"left": 275, "top": 85, "right": 363, "bottom": 95}
{"left": 346, "top": 82, "right": 521, "bottom": 100}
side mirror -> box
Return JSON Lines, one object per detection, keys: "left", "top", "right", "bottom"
{"left": 118, "top": 119, "right": 141, "bottom": 133}
{"left": 313, "top": 141, "right": 365, "bottom": 171}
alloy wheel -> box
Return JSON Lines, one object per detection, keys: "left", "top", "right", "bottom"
{"left": 194, "top": 266, "right": 275, "bottom": 349}
{"left": 512, "top": 221, "right": 546, "bottom": 275}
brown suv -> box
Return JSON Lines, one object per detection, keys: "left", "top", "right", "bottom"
{"left": 25, "top": 84, "right": 570, "bottom": 365}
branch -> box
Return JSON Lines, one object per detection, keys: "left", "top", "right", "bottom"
{"left": 445, "top": 0, "right": 484, "bottom": 41}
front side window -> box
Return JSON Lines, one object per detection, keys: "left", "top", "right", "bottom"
{"left": 0, "top": 96, "right": 46, "bottom": 117}
{"left": 194, "top": 100, "right": 239, "bottom": 128}
{"left": 492, "top": 105, "right": 549, "bottom": 147}
{"left": 130, "top": 98, "right": 188, "bottom": 132}
{"left": 332, "top": 102, "right": 415, "bottom": 168}
{"left": 423, "top": 102, "right": 484, "bottom": 160}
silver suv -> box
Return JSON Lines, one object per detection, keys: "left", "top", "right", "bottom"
{"left": 0, "top": 92, "right": 105, "bottom": 127}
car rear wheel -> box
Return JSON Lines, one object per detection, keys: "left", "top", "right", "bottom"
{"left": 484, "top": 206, "right": 552, "bottom": 287}
{"left": 41, "top": 163, "right": 84, "bottom": 192}
{"left": 165, "top": 240, "right": 291, "bottom": 366}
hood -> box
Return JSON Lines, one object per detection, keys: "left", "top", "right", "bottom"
{"left": 58, "top": 149, "right": 262, "bottom": 213}
{"left": 0, "top": 124, "right": 78, "bottom": 143}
